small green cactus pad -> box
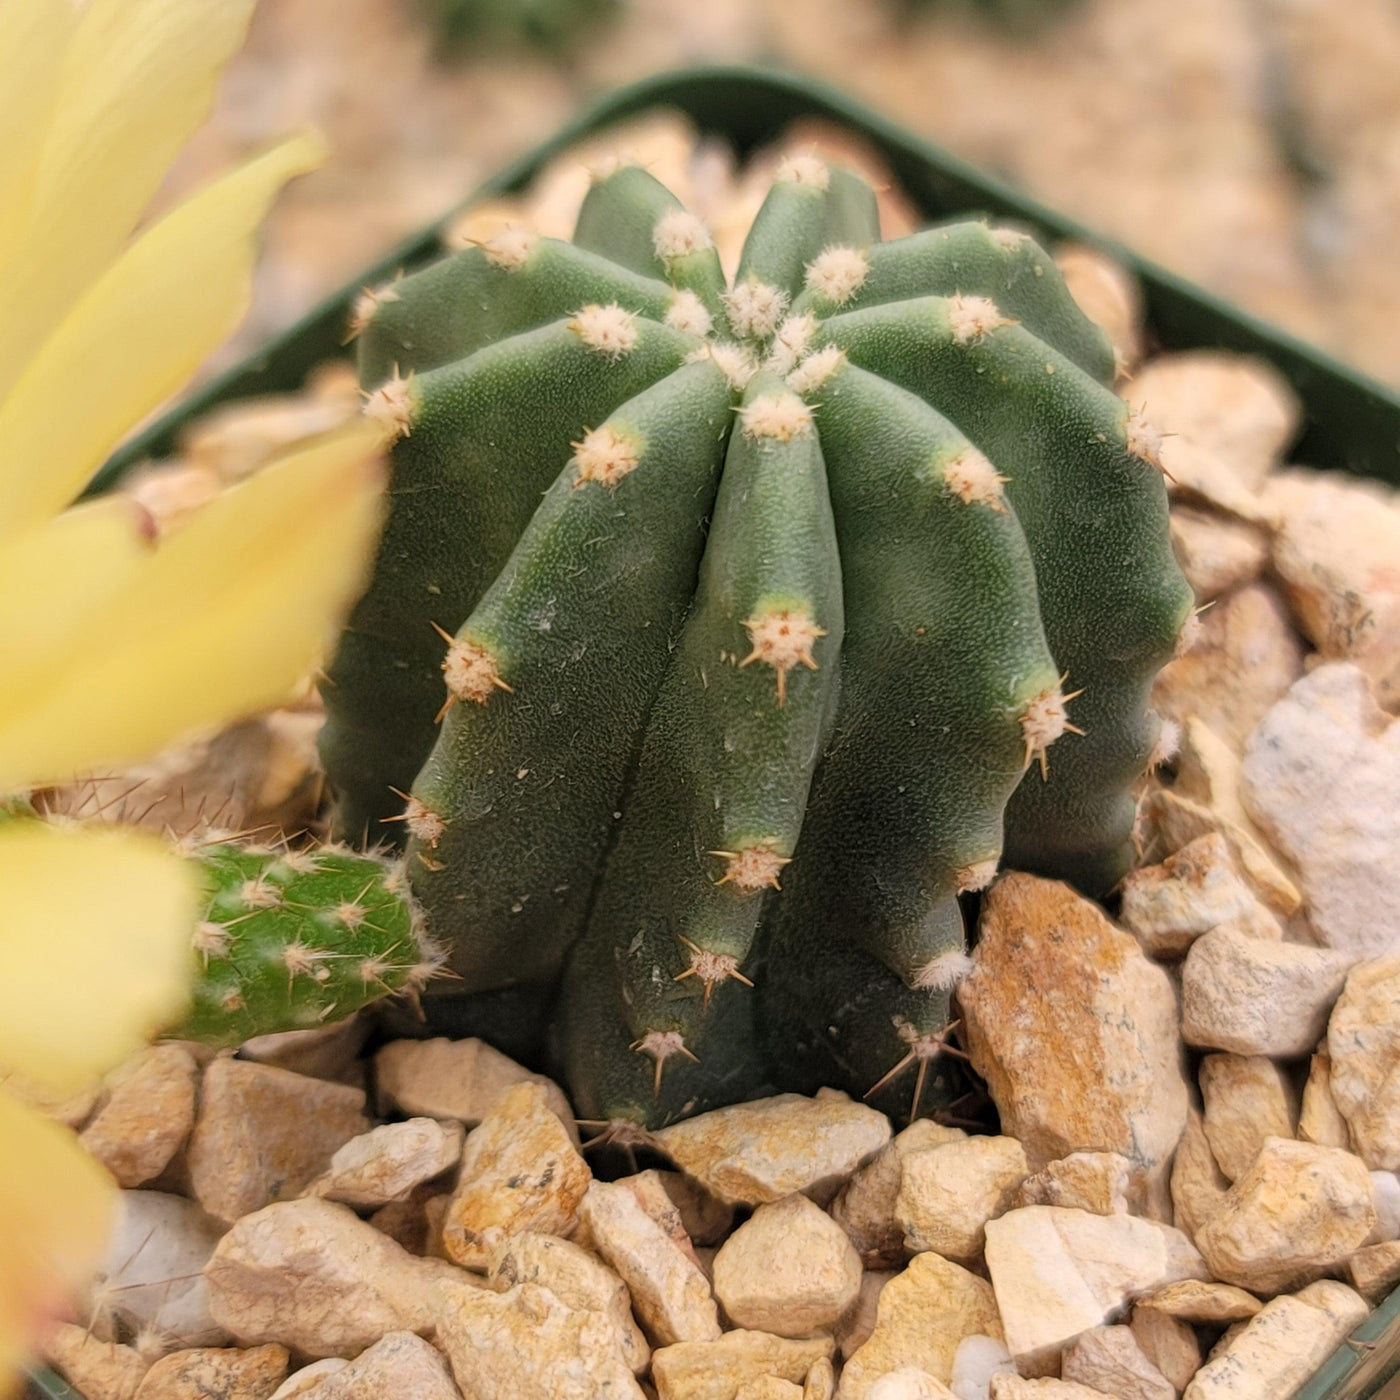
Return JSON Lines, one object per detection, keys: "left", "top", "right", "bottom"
{"left": 172, "top": 841, "right": 438, "bottom": 1047}
{"left": 322, "top": 151, "right": 1191, "bottom": 1127}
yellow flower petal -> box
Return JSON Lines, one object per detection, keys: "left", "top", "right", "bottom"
{"left": 0, "top": 132, "right": 327, "bottom": 539}
{"left": 0, "top": 822, "right": 197, "bottom": 1093}
{"left": 0, "top": 1086, "right": 115, "bottom": 1399}
{"left": 0, "top": 0, "right": 258, "bottom": 396}
{"left": 0, "top": 497, "right": 151, "bottom": 702}
{"left": 0, "top": 0, "right": 73, "bottom": 283}
{"left": 0, "top": 426, "right": 385, "bottom": 791}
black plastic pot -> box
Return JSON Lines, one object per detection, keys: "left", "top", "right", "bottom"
{"left": 35, "top": 64, "right": 1400, "bottom": 1400}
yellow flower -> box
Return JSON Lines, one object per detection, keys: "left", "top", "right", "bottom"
{"left": 0, "top": 1, "right": 386, "bottom": 1388}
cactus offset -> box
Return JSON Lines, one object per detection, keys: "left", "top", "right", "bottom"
{"left": 321, "top": 155, "right": 1191, "bottom": 1127}
{"left": 173, "top": 840, "right": 439, "bottom": 1047}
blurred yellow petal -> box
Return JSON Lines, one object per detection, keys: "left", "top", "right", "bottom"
{"left": 0, "top": 132, "right": 326, "bottom": 538}
{"left": 0, "top": 0, "right": 258, "bottom": 394}
{"left": 0, "top": 1087, "right": 115, "bottom": 1399}
{"left": 0, "top": 426, "right": 385, "bottom": 790}
{"left": 0, "top": 0, "right": 73, "bottom": 280}
{"left": 0, "top": 498, "right": 152, "bottom": 700}
{"left": 0, "top": 822, "right": 197, "bottom": 1093}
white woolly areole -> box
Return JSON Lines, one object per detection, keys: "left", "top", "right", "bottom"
{"left": 653, "top": 208, "right": 713, "bottom": 261}
{"left": 805, "top": 246, "right": 869, "bottom": 306}
{"left": 572, "top": 424, "right": 642, "bottom": 488}
{"left": 240, "top": 878, "right": 281, "bottom": 909}
{"left": 955, "top": 858, "right": 999, "bottom": 894}
{"left": 740, "top": 604, "right": 826, "bottom": 705}
{"left": 348, "top": 283, "right": 400, "bottom": 339}
{"left": 665, "top": 289, "right": 714, "bottom": 338}
{"left": 947, "top": 294, "right": 1013, "bottom": 345}
{"left": 765, "top": 312, "right": 819, "bottom": 377}
{"left": 776, "top": 153, "right": 831, "bottom": 190}
{"left": 684, "top": 947, "right": 746, "bottom": 987}
{"left": 694, "top": 341, "right": 758, "bottom": 391}
{"left": 363, "top": 374, "right": 416, "bottom": 440}
{"left": 990, "top": 226, "right": 1030, "bottom": 251}
{"left": 569, "top": 303, "right": 639, "bottom": 359}
{"left": 482, "top": 225, "right": 537, "bottom": 271}
{"left": 404, "top": 795, "right": 447, "bottom": 847}
{"left": 943, "top": 448, "right": 1008, "bottom": 511}
{"left": 443, "top": 637, "right": 509, "bottom": 706}
{"left": 912, "top": 949, "right": 976, "bottom": 992}
{"left": 1126, "top": 407, "right": 1165, "bottom": 469}
{"left": 740, "top": 392, "right": 814, "bottom": 442}
{"left": 630, "top": 1029, "right": 697, "bottom": 1093}
{"left": 193, "top": 921, "right": 231, "bottom": 959}
{"left": 787, "top": 346, "right": 846, "bottom": 395}
{"left": 714, "top": 843, "right": 791, "bottom": 892}
{"left": 1020, "top": 682, "right": 1082, "bottom": 774}
{"left": 723, "top": 279, "right": 790, "bottom": 340}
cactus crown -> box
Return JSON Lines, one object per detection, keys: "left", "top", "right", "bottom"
{"left": 320, "top": 154, "right": 1191, "bottom": 1127}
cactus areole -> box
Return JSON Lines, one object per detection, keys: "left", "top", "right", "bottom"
{"left": 319, "top": 155, "right": 1192, "bottom": 1128}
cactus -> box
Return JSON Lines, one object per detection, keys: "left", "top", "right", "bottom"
{"left": 420, "top": 0, "right": 619, "bottom": 53}
{"left": 172, "top": 840, "right": 438, "bottom": 1047}
{"left": 320, "top": 153, "right": 1192, "bottom": 1128}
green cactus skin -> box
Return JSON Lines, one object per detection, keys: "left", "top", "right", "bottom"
{"left": 173, "top": 841, "right": 438, "bottom": 1048}
{"left": 320, "top": 152, "right": 1192, "bottom": 1127}
{"left": 419, "top": 0, "right": 619, "bottom": 55}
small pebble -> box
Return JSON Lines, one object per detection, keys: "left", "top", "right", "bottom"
{"left": 1199, "top": 1054, "right": 1297, "bottom": 1181}
{"left": 305, "top": 1118, "right": 463, "bottom": 1209}
{"left": 81, "top": 1044, "right": 199, "bottom": 1189}
{"left": 896, "top": 1136, "right": 1028, "bottom": 1261}
{"left": 651, "top": 1330, "right": 835, "bottom": 1400}
{"left": 132, "top": 1344, "right": 288, "bottom": 1400}
{"left": 1328, "top": 954, "right": 1400, "bottom": 1169}
{"left": 1013, "top": 1153, "right": 1131, "bottom": 1216}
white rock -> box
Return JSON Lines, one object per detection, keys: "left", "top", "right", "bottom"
{"left": 374, "top": 1037, "right": 577, "bottom": 1141}
{"left": 1129, "top": 1305, "right": 1202, "bottom": 1391}
{"left": 1060, "top": 1325, "right": 1175, "bottom": 1400}
{"left": 1119, "top": 834, "right": 1268, "bottom": 958}
{"left": 1329, "top": 955, "right": 1400, "bottom": 1169}
{"left": 1182, "top": 1280, "right": 1369, "bottom": 1400}
{"left": 651, "top": 1331, "right": 835, "bottom": 1400}
{"left": 81, "top": 1045, "right": 199, "bottom": 1189}
{"left": 837, "top": 1253, "right": 1003, "bottom": 1398}
{"left": 1369, "top": 1171, "right": 1400, "bottom": 1244}
{"left": 1242, "top": 663, "right": 1400, "bottom": 959}
{"left": 306, "top": 1118, "right": 463, "bottom": 1209}
{"left": 983, "top": 1206, "right": 1207, "bottom": 1371}
{"left": 1199, "top": 1054, "right": 1297, "bottom": 1181}
{"left": 1013, "top": 1153, "right": 1132, "bottom": 1216}
{"left": 1299, "top": 1051, "right": 1353, "bottom": 1149}
{"left": 276, "top": 1331, "right": 460, "bottom": 1399}
{"left": 949, "top": 1335, "right": 1016, "bottom": 1400}
{"left": 132, "top": 1344, "right": 288, "bottom": 1399}
{"left": 442, "top": 1081, "right": 591, "bottom": 1269}
{"left": 653, "top": 1091, "right": 891, "bottom": 1207}
{"left": 896, "top": 1136, "right": 1028, "bottom": 1260}
{"left": 1152, "top": 583, "right": 1305, "bottom": 755}
{"left": 92, "top": 1192, "right": 227, "bottom": 1351}
{"left": 580, "top": 1177, "right": 721, "bottom": 1345}
{"left": 1169, "top": 1108, "right": 1230, "bottom": 1242}
{"left": 1264, "top": 468, "right": 1400, "bottom": 705}
{"left": 203, "top": 1197, "right": 467, "bottom": 1358}
{"left": 486, "top": 1231, "right": 649, "bottom": 1374}
{"left": 433, "top": 1278, "right": 645, "bottom": 1399}
{"left": 866, "top": 1371, "right": 957, "bottom": 1400}
{"left": 713, "top": 1193, "right": 861, "bottom": 1337}
{"left": 1181, "top": 926, "right": 1352, "bottom": 1057}
{"left": 268, "top": 1361, "right": 348, "bottom": 1400}
{"left": 1194, "top": 1137, "right": 1376, "bottom": 1293}
{"left": 960, "top": 874, "right": 1189, "bottom": 1209}
{"left": 45, "top": 1324, "right": 149, "bottom": 1400}
{"left": 1169, "top": 507, "right": 1268, "bottom": 601}
{"left": 186, "top": 1059, "right": 369, "bottom": 1224}
{"left": 832, "top": 1121, "right": 966, "bottom": 1268}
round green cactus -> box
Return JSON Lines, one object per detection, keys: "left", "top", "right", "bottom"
{"left": 419, "top": 0, "right": 619, "bottom": 53}
{"left": 319, "top": 154, "right": 1191, "bottom": 1128}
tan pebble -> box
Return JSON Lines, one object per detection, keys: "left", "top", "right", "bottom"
{"left": 441, "top": 1081, "right": 590, "bottom": 1269}
{"left": 736, "top": 1380, "right": 804, "bottom": 1400}
{"left": 865, "top": 1370, "right": 958, "bottom": 1400}
{"left": 579, "top": 1176, "right": 720, "bottom": 1345}
{"left": 835, "top": 1270, "right": 895, "bottom": 1360}
{"left": 652, "top": 1090, "right": 891, "bottom": 1207}
{"left": 1137, "top": 1278, "right": 1262, "bottom": 1323}
{"left": 133, "top": 1344, "right": 288, "bottom": 1400}
{"left": 713, "top": 1193, "right": 861, "bottom": 1337}
{"left": 186, "top": 1059, "right": 369, "bottom": 1224}
{"left": 1129, "top": 1305, "right": 1202, "bottom": 1391}
{"left": 374, "top": 1037, "right": 577, "bottom": 1141}
{"left": 1170, "top": 1108, "right": 1230, "bottom": 1243}
{"left": 1061, "top": 1325, "right": 1174, "bottom": 1400}
{"left": 1055, "top": 243, "right": 1143, "bottom": 374}
{"left": 1347, "top": 1239, "right": 1400, "bottom": 1303}
{"left": 81, "top": 1045, "right": 199, "bottom": 1189}
{"left": 46, "top": 1324, "right": 150, "bottom": 1400}
{"left": 1299, "top": 1051, "right": 1353, "bottom": 1150}
{"left": 306, "top": 1118, "right": 463, "bottom": 1209}
{"left": 270, "top": 1332, "right": 460, "bottom": 1400}
{"left": 1199, "top": 1054, "right": 1297, "bottom": 1181}
{"left": 1014, "top": 1153, "right": 1131, "bottom": 1215}
{"left": 652, "top": 1330, "right": 835, "bottom": 1400}
{"left": 961, "top": 873, "right": 1188, "bottom": 1209}
{"left": 1169, "top": 506, "right": 1268, "bottom": 601}
{"left": 239, "top": 1016, "right": 369, "bottom": 1086}
{"left": 656, "top": 1169, "right": 736, "bottom": 1246}
{"left": 804, "top": 1356, "right": 837, "bottom": 1400}
{"left": 267, "top": 1360, "right": 348, "bottom": 1400}
{"left": 896, "top": 1135, "right": 1028, "bottom": 1260}
{"left": 990, "top": 1380, "right": 1120, "bottom": 1399}
{"left": 1329, "top": 955, "right": 1400, "bottom": 1169}
{"left": 837, "top": 1252, "right": 1002, "bottom": 1397}
{"left": 366, "top": 1184, "right": 445, "bottom": 1255}
{"left": 1195, "top": 1137, "right": 1376, "bottom": 1293}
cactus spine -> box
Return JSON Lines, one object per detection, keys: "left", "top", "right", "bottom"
{"left": 320, "top": 154, "right": 1191, "bottom": 1127}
